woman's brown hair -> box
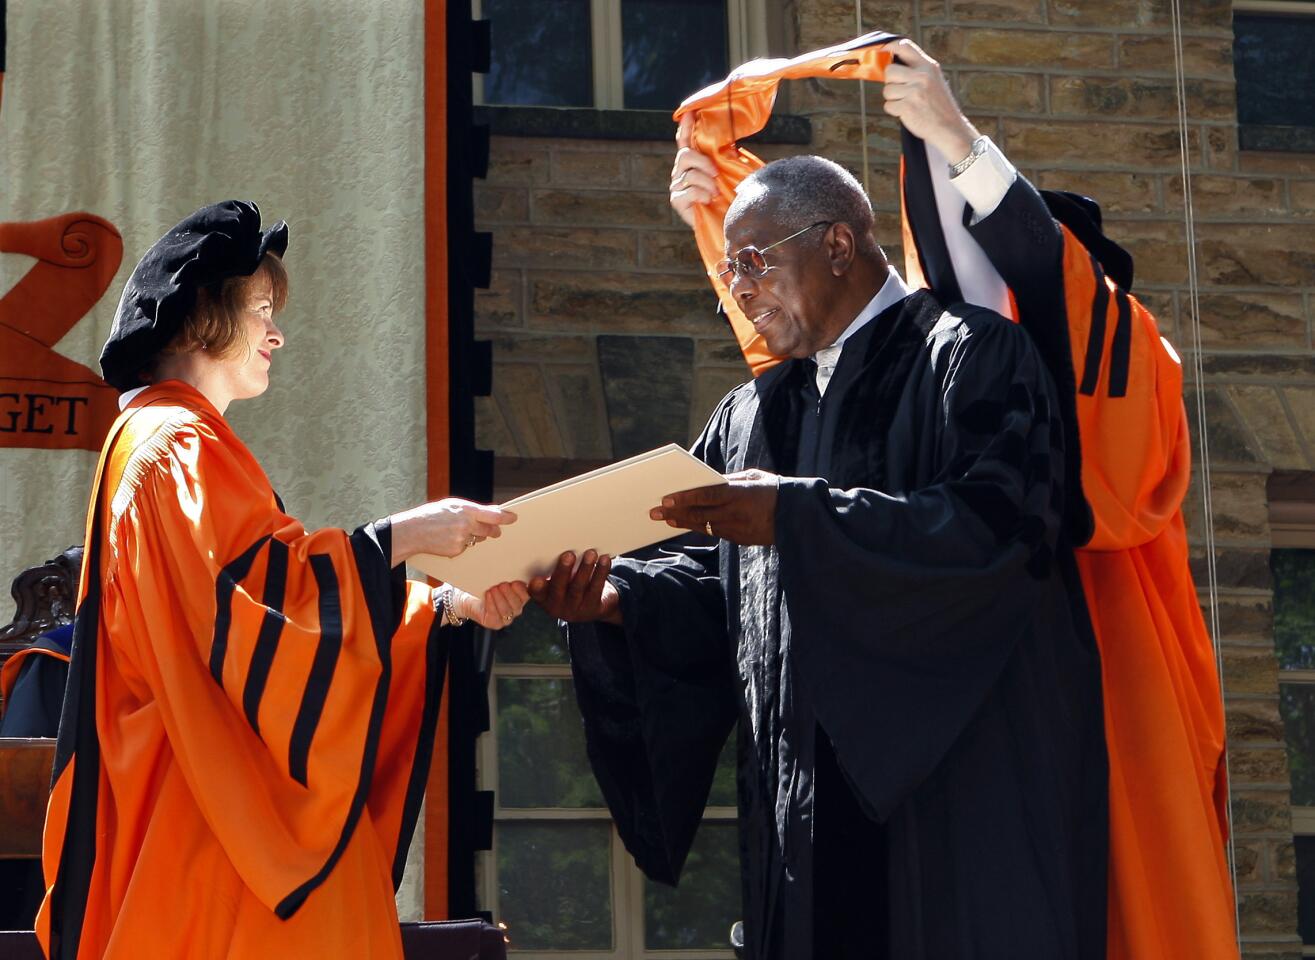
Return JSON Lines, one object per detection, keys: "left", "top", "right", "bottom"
{"left": 153, "top": 253, "right": 289, "bottom": 367}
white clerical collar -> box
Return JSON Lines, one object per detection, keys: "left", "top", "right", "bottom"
{"left": 812, "top": 266, "right": 911, "bottom": 394}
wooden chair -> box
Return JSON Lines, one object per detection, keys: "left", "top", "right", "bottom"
{"left": 0, "top": 546, "right": 81, "bottom": 674}
{"left": 0, "top": 740, "right": 53, "bottom": 862}
{"left": 0, "top": 549, "right": 77, "bottom": 932}
{"left": 0, "top": 547, "right": 77, "bottom": 850}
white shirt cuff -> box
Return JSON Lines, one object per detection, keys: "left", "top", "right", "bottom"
{"left": 948, "top": 137, "right": 1017, "bottom": 224}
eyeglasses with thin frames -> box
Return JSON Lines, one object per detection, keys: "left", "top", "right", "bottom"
{"left": 715, "top": 220, "right": 832, "bottom": 284}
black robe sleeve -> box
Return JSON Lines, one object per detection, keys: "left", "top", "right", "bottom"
{"left": 965, "top": 177, "right": 1063, "bottom": 293}
{"left": 566, "top": 395, "right": 742, "bottom": 885}
{"left": 962, "top": 176, "right": 1097, "bottom": 544}
{"left": 964, "top": 178, "right": 1070, "bottom": 392}
{"left": 776, "top": 312, "right": 1067, "bottom": 821}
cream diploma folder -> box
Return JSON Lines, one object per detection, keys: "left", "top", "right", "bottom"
{"left": 410, "top": 444, "right": 727, "bottom": 597}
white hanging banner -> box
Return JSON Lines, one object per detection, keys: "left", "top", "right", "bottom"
{"left": 0, "top": 0, "right": 429, "bottom": 573}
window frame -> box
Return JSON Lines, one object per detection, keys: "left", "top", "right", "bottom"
{"left": 1232, "top": 0, "right": 1315, "bottom": 154}
{"left": 476, "top": 462, "right": 739, "bottom": 959}
{"left": 479, "top": 669, "right": 739, "bottom": 959}
{"left": 1268, "top": 472, "right": 1315, "bottom": 955}
{"left": 473, "top": 0, "right": 771, "bottom": 111}
{"left": 1234, "top": 0, "right": 1315, "bottom": 13}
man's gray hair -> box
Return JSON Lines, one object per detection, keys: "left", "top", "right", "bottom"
{"left": 727, "top": 155, "right": 874, "bottom": 237}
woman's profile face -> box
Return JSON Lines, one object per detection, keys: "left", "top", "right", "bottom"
{"left": 224, "top": 272, "right": 284, "bottom": 401}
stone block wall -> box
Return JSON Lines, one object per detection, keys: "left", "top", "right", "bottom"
{"left": 472, "top": 138, "right": 784, "bottom": 464}
{"left": 473, "top": 1, "right": 1315, "bottom": 953}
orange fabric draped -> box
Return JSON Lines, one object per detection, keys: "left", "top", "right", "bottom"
{"left": 1061, "top": 238, "right": 1234, "bottom": 956}
{"left": 673, "top": 32, "right": 899, "bottom": 375}
{"left": 675, "top": 33, "right": 1236, "bottom": 959}
{"left": 37, "top": 381, "right": 445, "bottom": 960}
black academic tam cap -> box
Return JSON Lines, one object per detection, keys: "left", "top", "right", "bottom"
{"left": 100, "top": 200, "right": 289, "bottom": 391}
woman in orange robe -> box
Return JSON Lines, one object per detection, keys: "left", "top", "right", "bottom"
{"left": 37, "top": 200, "right": 529, "bottom": 960}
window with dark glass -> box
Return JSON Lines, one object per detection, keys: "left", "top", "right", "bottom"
{"left": 1234, "top": 10, "right": 1315, "bottom": 151}
{"left": 482, "top": 0, "right": 595, "bottom": 107}
{"left": 481, "top": 600, "right": 741, "bottom": 957}
{"left": 480, "top": 0, "right": 732, "bottom": 112}
{"left": 622, "top": 0, "right": 729, "bottom": 110}
{"left": 1272, "top": 548, "right": 1315, "bottom": 947}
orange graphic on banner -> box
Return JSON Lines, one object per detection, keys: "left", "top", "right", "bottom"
{"left": 0, "top": 213, "right": 124, "bottom": 450}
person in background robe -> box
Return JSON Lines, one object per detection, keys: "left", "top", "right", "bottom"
{"left": 667, "top": 36, "right": 1236, "bottom": 960}
{"left": 0, "top": 618, "right": 73, "bottom": 932}
{"left": 0, "top": 620, "right": 73, "bottom": 739}
{"left": 37, "top": 200, "right": 530, "bottom": 960}
{"left": 529, "top": 155, "right": 1108, "bottom": 958}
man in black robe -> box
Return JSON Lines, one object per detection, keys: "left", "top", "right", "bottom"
{"left": 529, "top": 155, "right": 1107, "bottom": 960}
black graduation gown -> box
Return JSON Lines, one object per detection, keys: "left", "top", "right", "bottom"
{"left": 566, "top": 290, "right": 1107, "bottom": 960}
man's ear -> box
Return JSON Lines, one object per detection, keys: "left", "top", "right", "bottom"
{"left": 828, "top": 223, "right": 858, "bottom": 276}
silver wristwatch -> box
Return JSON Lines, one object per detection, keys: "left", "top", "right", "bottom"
{"left": 949, "top": 136, "right": 988, "bottom": 178}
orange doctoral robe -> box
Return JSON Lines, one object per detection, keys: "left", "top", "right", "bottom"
{"left": 674, "top": 32, "right": 1236, "bottom": 959}
{"left": 37, "top": 381, "right": 446, "bottom": 960}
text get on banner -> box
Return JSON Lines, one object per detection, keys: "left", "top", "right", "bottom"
{"left": 0, "top": 212, "right": 123, "bottom": 451}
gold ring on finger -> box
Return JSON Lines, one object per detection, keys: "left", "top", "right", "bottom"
{"left": 466, "top": 535, "right": 477, "bottom": 547}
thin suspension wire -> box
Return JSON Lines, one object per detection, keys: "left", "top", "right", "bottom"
{"left": 855, "top": 0, "right": 871, "bottom": 198}
{"left": 1168, "top": 0, "right": 1242, "bottom": 948}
